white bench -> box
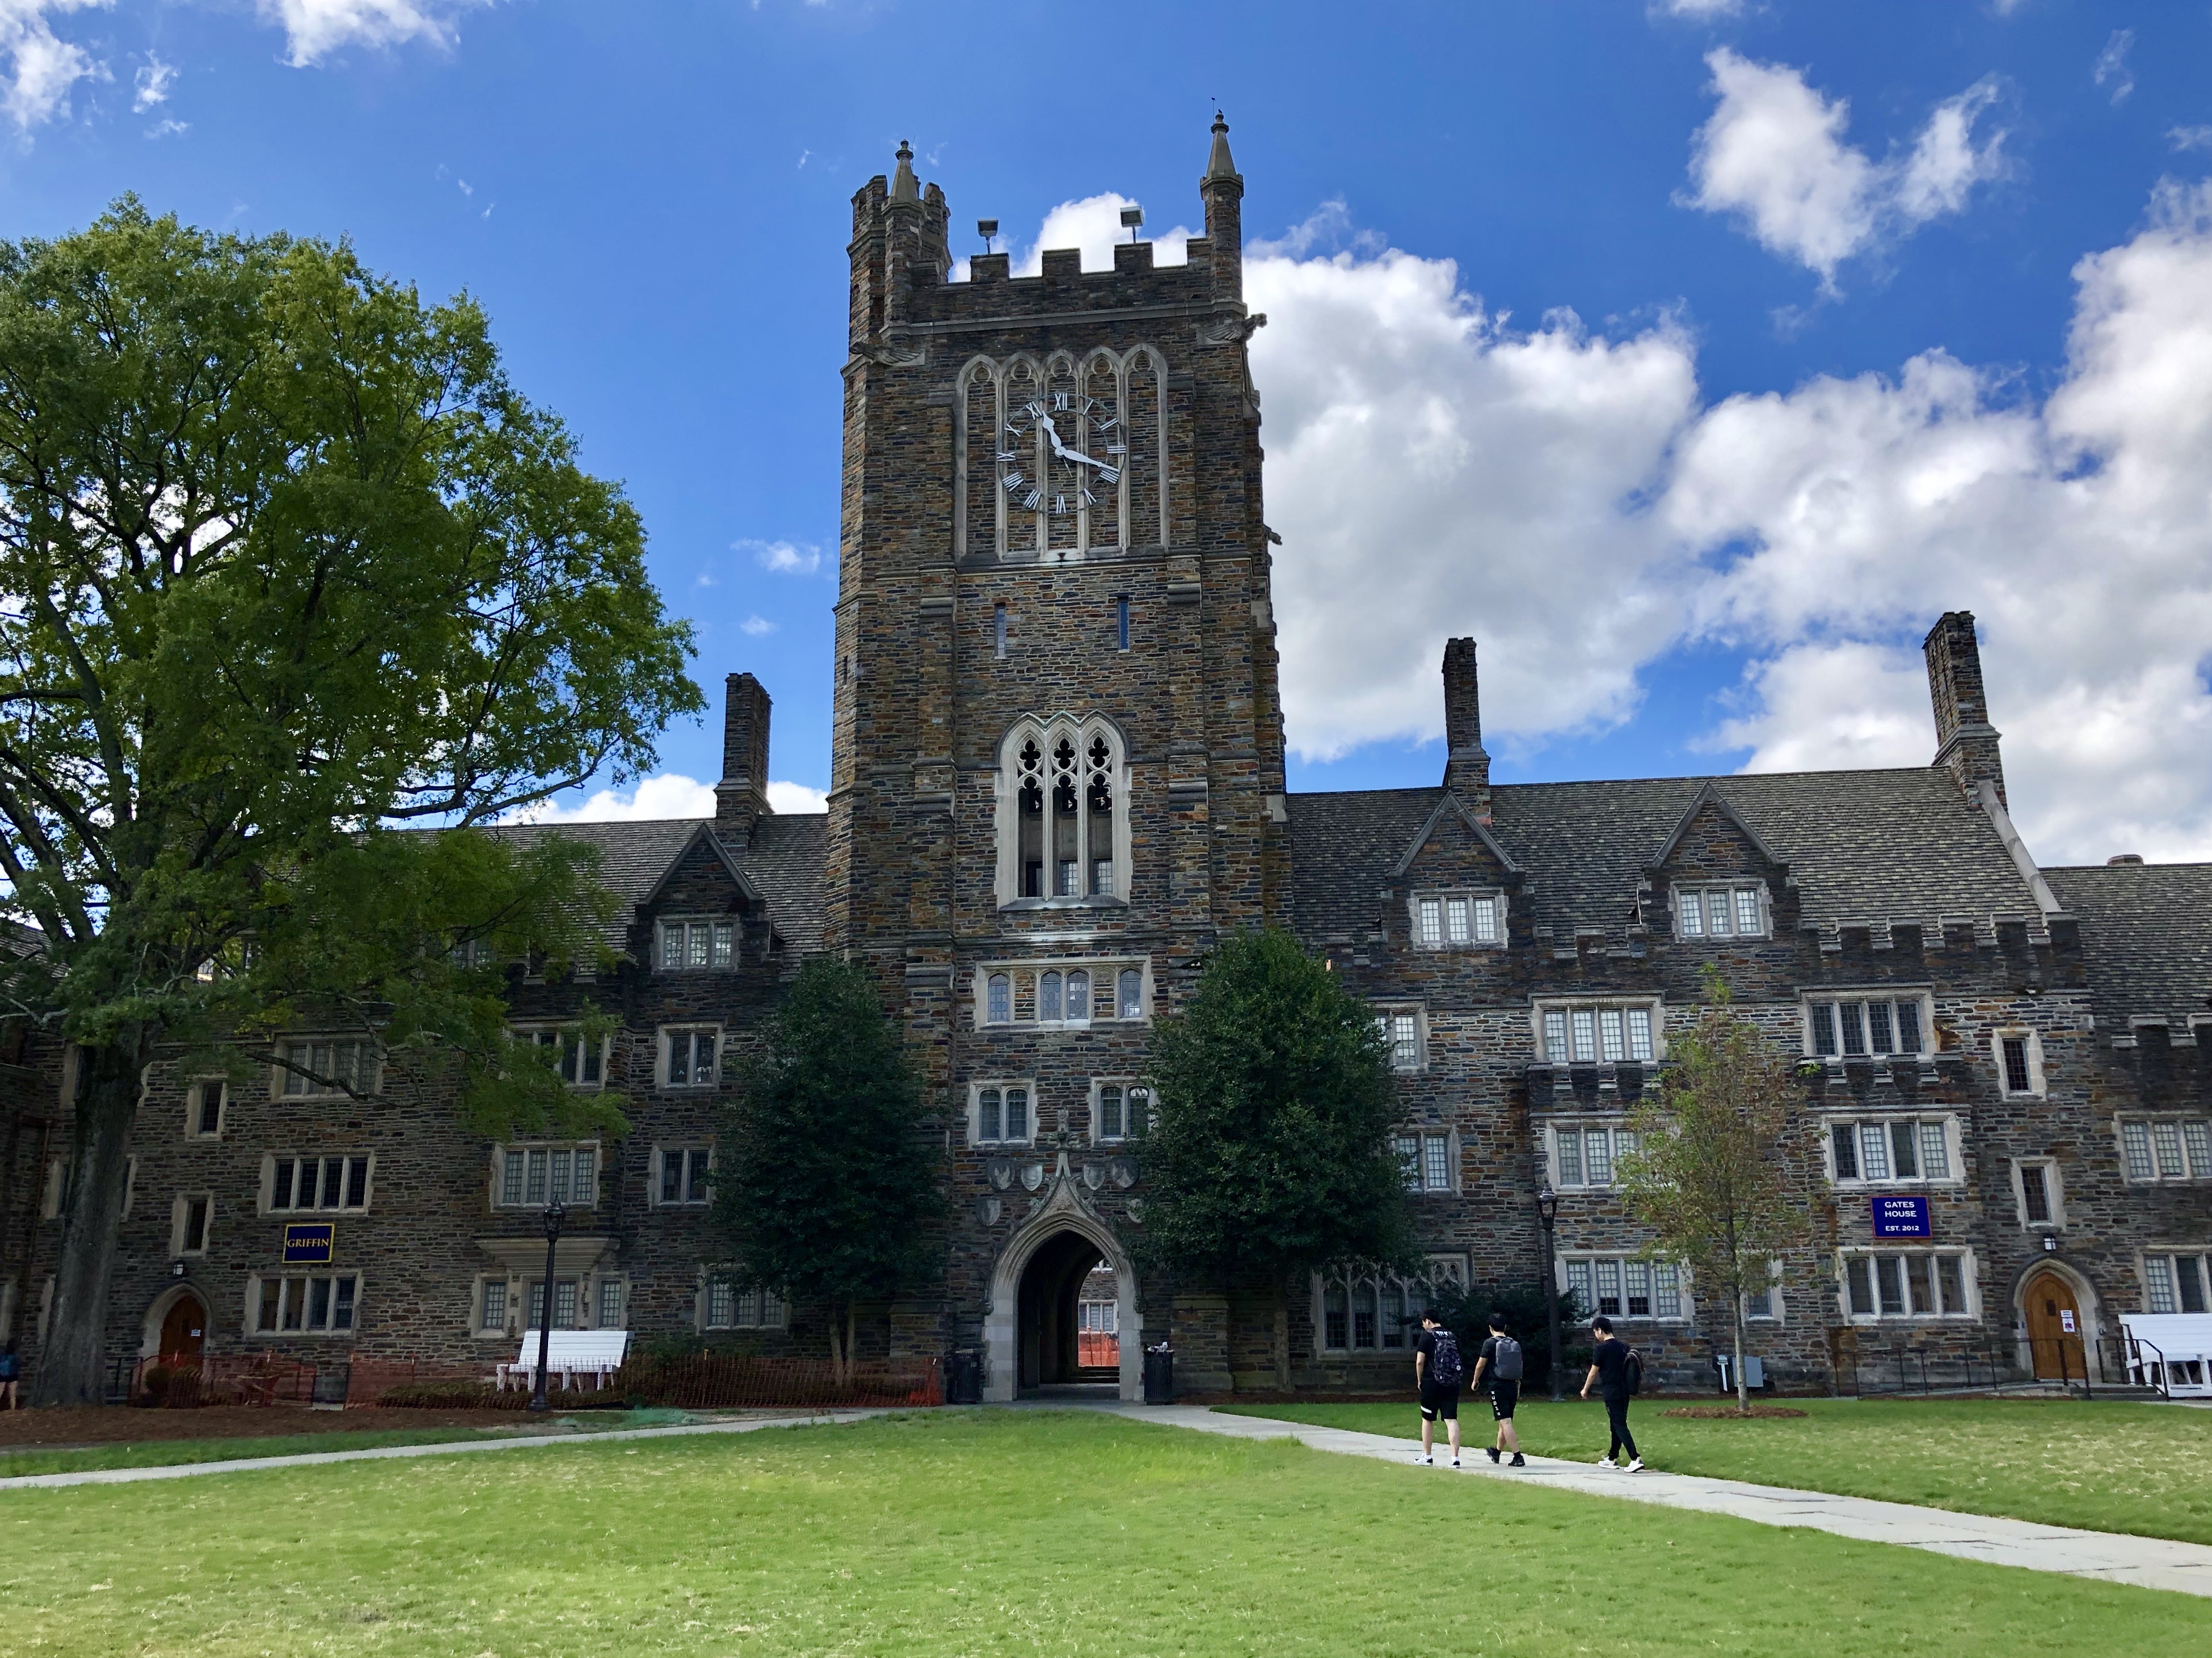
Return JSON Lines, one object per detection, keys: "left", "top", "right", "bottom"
{"left": 498, "top": 1330, "right": 630, "bottom": 1393}
{"left": 2120, "top": 1314, "right": 2212, "bottom": 1397}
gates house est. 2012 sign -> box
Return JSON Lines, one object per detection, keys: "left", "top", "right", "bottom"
{"left": 1870, "top": 1195, "right": 1932, "bottom": 1238}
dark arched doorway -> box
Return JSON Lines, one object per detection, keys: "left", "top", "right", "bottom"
{"left": 1017, "top": 1230, "right": 1118, "bottom": 1393}
{"left": 158, "top": 1291, "right": 207, "bottom": 1364}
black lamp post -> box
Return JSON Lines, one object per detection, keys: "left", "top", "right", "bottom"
{"left": 1537, "top": 1185, "right": 1564, "bottom": 1402}
{"left": 529, "top": 1199, "right": 567, "bottom": 1414}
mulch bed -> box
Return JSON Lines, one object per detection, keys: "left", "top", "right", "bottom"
{"left": 1661, "top": 1404, "right": 1809, "bottom": 1419}
{"left": 0, "top": 1405, "right": 533, "bottom": 1449}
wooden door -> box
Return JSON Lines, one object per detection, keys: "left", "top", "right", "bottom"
{"left": 158, "top": 1294, "right": 207, "bottom": 1364}
{"left": 2023, "top": 1272, "right": 2084, "bottom": 1380}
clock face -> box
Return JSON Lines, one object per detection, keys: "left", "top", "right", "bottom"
{"left": 1001, "top": 391, "right": 1125, "bottom": 520}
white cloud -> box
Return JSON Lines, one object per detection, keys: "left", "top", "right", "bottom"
{"left": 0, "top": 0, "right": 105, "bottom": 134}
{"left": 508, "top": 771, "right": 827, "bottom": 823}
{"left": 1686, "top": 50, "right": 2007, "bottom": 290}
{"left": 739, "top": 537, "right": 823, "bottom": 576}
{"left": 1656, "top": 0, "right": 1743, "bottom": 16}
{"left": 1210, "top": 180, "right": 2212, "bottom": 862}
{"left": 509, "top": 772, "right": 715, "bottom": 824}
{"left": 1247, "top": 247, "right": 1702, "bottom": 761}
{"left": 1002, "top": 193, "right": 1192, "bottom": 278}
{"left": 144, "top": 116, "right": 187, "bottom": 139}
{"left": 254, "top": 0, "right": 491, "bottom": 68}
{"left": 132, "top": 51, "right": 172, "bottom": 111}
{"left": 766, "top": 781, "right": 828, "bottom": 815}
{"left": 2092, "top": 29, "right": 2134, "bottom": 106}
{"left": 2171, "top": 126, "right": 2212, "bottom": 153}
{"left": 739, "top": 614, "right": 778, "bottom": 636}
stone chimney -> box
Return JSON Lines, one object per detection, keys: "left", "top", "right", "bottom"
{"left": 715, "top": 672, "right": 774, "bottom": 834}
{"left": 1199, "top": 112, "right": 1243, "bottom": 303}
{"left": 1442, "top": 637, "right": 1491, "bottom": 816}
{"left": 1923, "top": 610, "right": 2005, "bottom": 808}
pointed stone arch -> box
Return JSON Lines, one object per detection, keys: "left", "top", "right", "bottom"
{"left": 983, "top": 1172, "right": 1141, "bottom": 1402}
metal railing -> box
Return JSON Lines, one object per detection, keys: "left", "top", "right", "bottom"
{"left": 1831, "top": 1331, "right": 2169, "bottom": 1399}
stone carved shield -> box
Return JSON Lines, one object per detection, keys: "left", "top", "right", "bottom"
{"left": 1111, "top": 1158, "right": 1137, "bottom": 1189}
{"left": 987, "top": 1159, "right": 1013, "bottom": 1191}
{"left": 1082, "top": 1161, "right": 1104, "bottom": 1191}
{"left": 1124, "top": 1197, "right": 1145, "bottom": 1222}
{"left": 976, "top": 1196, "right": 1002, "bottom": 1227}
{"left": 1019, "top": 1162, "right": 1044, "bottom": 1192}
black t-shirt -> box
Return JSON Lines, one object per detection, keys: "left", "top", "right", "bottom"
{"left": 1592, "top": 1338, "right": 1633, "bottom": 1398}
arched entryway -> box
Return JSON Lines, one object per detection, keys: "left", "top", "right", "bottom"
{"left": 983, "top": 1192, "right": 1140, "bottom": 1402}
{"left": 142, "top": 1285, "right": 208, "bottom": 1364}
{"left": 1017, "top": 1231, "right": 1116, "bottom": 1393}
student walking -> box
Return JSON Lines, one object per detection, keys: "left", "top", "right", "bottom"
{"left": 1580, "top": 1315, "right": 1644, "bottom": 1471}
{"left": 1412, "top": 1310, "right": 1465, "bottom": 1467}
{"left": 0, "top": 1338, "right": 19, "bottom": 1411}
{"left": 1471, "top": 1311, "right": 1526, "bottom": 1466}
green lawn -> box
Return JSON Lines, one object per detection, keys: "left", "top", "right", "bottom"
{"left": 0, "top": 1408, "right": 706, "bottom": 1478}
{"left": 0, "top": 1411, "right": 2199, "bottom": 1656}
{"left": 1217, "top": 1395, "right": 2212, "bottom": 1545}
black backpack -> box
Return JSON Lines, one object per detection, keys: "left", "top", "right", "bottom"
{"left": 1428, "top": 1328, "right": 1465, "bottom": 1388}
{"left": 1490, "top": 1335, "right": 1523, "bottom": 1382}
{"left": 1621, "top": 1345, "right": 1644, "bottom": 1397}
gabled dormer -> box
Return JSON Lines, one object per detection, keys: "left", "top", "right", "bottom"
{"left": 1641, "top": 783, "right": 1792, "bottom": 944}
{"left": 1388, "top": 792, "right": 1523, "bottom": 950}
{"left": 635, "top": 822, "right": 768, "bottom": 972}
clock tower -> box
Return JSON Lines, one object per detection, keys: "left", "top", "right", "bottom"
{"left": 827, "top": 120, "right": 1287, "bottom": 1398}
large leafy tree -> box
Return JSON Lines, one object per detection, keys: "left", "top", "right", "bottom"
{"left": 713, "top": 957, "right": 944, "bottom": 1386}
{"left": 0, "top": 200, "right": 701, "bottom": 1402}
{"left": 1141, "top": 930, "right": 1412, "bottom": 1288}
{"left": 1618, "top": 968, "right": 1809, "bottom": 1412}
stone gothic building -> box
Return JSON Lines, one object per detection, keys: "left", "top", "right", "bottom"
{"left": 3, "top": 124, "right": 2207, "bottom": 1400}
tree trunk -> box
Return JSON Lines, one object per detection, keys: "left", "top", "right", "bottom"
{"left": 1733, "top": 1301, "right": 1748, "bottom": 1415}
{"left": 826, "top": 1300, "right": 855, "bottom": 1390}
{"left": 33, "top": 1037, "right": 144, "bottom": 1407}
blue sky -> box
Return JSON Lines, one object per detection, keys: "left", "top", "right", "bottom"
{"left": 5, "top": 1, "right": 2210, "bottom": 863}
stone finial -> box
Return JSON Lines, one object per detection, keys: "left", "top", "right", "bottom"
{"left": 1199, "top": 113, "right": 1244, "bottom": 302}
{"left": 891, "top": 140, "right": 920, "bottom": 204}
{"left": 1204, "top": 111, "right": 1239, "bottom": 183}
{"left": 1442, "top": 637, "right": 1491, "bottom": 814}
{"left": 1923, "top": 610, "right": 2005, "bottom": 808}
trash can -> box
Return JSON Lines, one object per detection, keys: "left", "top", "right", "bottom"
{"left": 1143, "top": 1345, "right": 1174, "bottom": 1405}
{"left": 946, "top": 1349, "right": 982, "bottom": 1406}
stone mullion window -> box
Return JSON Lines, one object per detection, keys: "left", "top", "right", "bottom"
{"left": 999, "top": 718, "right": 1128, "bottom": 908}
{"left": 1838, "top": 1249, "right": 1975, "bottom": 1320}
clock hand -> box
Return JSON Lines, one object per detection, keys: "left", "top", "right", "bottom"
{"left": 1057, "top": 448, "right": 1105, "bottom": 467}
{"left": 1037, "top": 411, "right": 1068, "bottom": 459}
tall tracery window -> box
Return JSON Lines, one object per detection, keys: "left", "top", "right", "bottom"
{"left": 1000, "top": 716, "right": 1127, "bottom": 906}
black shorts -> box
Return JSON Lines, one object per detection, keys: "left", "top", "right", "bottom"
{"left": 1419, "top": 1386, "right": 1459, "bottom": 1422}
{"left": 1490, "top": 1379, "right": 1519, "bottom": 1420}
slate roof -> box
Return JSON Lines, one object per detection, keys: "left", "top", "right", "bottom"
{"left": 2043, "top": 862, "right": 2212, "bottom": 1028}
{"left": 1287, "top": 767, "right": 2044, "bottom": 942}
{"left": 485, "top": 813, "right": 828, "bottom": 957}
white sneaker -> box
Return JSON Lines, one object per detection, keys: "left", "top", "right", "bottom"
{"left": 1596, "top": 1457, "right": 1616, "bottom": 1468}
{"left": 1627, "top": 1458, "right": 1646, "bottom": 1473}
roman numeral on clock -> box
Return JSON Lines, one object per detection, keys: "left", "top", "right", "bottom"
{"left": 1097, "top": 466, "right": 1121, "bottom": 485}
{"left": 1000, "top": 471, "right": 1025, "bottom": 492}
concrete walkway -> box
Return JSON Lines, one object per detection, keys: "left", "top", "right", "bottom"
{"left": 0, "top": 1410, "right": 884, "bottom": 1492}
{"left": 1081, "top": 1402, "right": 2212, "bottom": 1600}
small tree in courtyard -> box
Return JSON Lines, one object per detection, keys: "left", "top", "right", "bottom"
{"left": 1617, "top": 967, "right": 1808, "bottom": 1412}
{"left": 0, "top": 201, "right": 701, "bottom": 1403}
{"left": 714, "top": 957, "right": 943, "bottom": 1387}
{"left": 1141, "top": 930, "right": 1412, "bottom": 1307}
